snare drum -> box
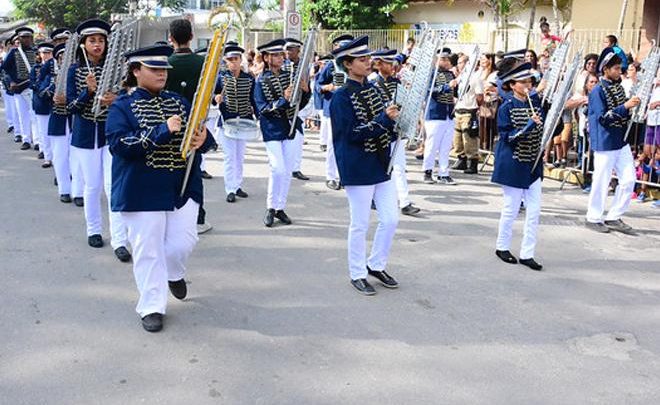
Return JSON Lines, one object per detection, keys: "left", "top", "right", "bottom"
{"left": 223, "top": 118, "right": 261, "bottom": 141}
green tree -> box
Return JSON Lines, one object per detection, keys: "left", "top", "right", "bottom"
{"left": 11, "top": 0, "right": 186, "bottom": 28}
{"left": 208, "top": 0, "right": 260, "bottom": 45}
{"left": 309, "top": 0, "right": 408, "bottom": 29}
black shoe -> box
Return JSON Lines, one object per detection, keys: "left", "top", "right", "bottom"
{"left": 585, "top": 221, "right": 610, "bottom": 233}
{"left": 37, "top": 151, "right": 44, "bottom": 159}
{"left": 42, "top": 160, "right": 52, "bottom": 168}
{"left": 423, "top": 170, "right": 434, "bottom": 184}
{"left": 168, "top": 279, "right": 187, "bottom": 300}
{"left": 350, "top": 278, "right": 376, "bottom": 295}
{"left": 292, "top": 171, "right": 310, "bottom": 180}
{"left": 604, "top": 219, "right": 635, "bottom": 235}
{"left": 264, "top": 208, "right": 276, "bottom": 227}
{"left": 320, "top": 144, "right": 327, "bottom": 152}
{"left": 14, "top": 135, "right": 21, "bottom": 143}
{"left": 141, "top": 313, "right": 163, "bottom": 332}
{"left": 73, "top": 197, "right": 84, "bottom": 207}
{"left": 275, "top": 210, "right": 292, "bottom": 225}
{"left": 114, "top": 246, "right": 132, "bottom": 263}
{"left": 235, "top": 188, "right": 248, "bottom": 198}
{"left": 201, "top": 170, "right": 213, "bottom": 179}
{"left": 326, "top": 180, "right": 341, "bottom": 190}
{"left": 7, "top": 126, "right": 14, "bottom": 134}
{"left": 226, "top": 192, "right": 236, "bottom": 203}
{"left": 88, "top": 234, "right": 104, "bottom": 248}
{"left": 519, "top": 258, "right": 543, "bottom": 271}
{"left": 59, "top": 194, "right": 72, "bottom": 203}
{"left": 401, "top": 203, "right": 420, "bottom": 216}
{"left": 463, "top": 158, "right": 479, "bottom": 174}
{"left": 437, "top": 175, "right": 457, "bottom": 185}
{"left": 452, "top": 156, "right": 468, "bottom": 170}
{"left": 20, "top": 142, "right": 31, "bottom": 150}
{"left": 495, "top": 250, "right": 518, "bottom": 264}
{"left": 34, "top": 144, "right": 40, "bottom": 151}
{"left": 367, "top": 266, "right": 399, "bottom": 288}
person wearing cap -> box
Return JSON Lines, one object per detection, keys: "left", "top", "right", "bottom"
{"left": 106, "top": 44, "right": 212, "bottom": 333}
{"left": 1, "top": 37, "right": 18, "bottom": 138}
{"left": 1, "top": 27, "right": 36, "bottom": 150}
{"left": 41, "top": 42, "right": 79, "bottom": 204}
{"left": 370, "top": 48, "right": 420, "bottom": 217}
{"left": 66, "top": 18, "right": 131, "bottom": 262}
{"left": 164, "top": 18, "right": 215, "bottom": 235}
{"left": 492, "top": 60, "right": 546, "bottom": 271}
{"left": 330, "top": 36, "right": 401, "bottom": 295}
{"left": 585, "top": 47, "right": 640, "bottom": 235}
{"left": 213, "top": 43, "right": 255, "bottom": 203}
{"left": 452, "top": 52, "right": 484, "bottom": 175}
{"left": 50, "top": 28, "right": 71, "bottom": 47}
{"left": 316, "top": 33, "right": 354, "bottom": 190}
{"left": 254, "top": 38, "right": 311, "bottom": 227}
{"left": 423, "top": 47, "right": 458, "bottom": 185}
{"left": 284, "top": 37, "right": 311, "bottom": 181}
{"left": 30, "top": 42, "right": 54, "bottom": 168}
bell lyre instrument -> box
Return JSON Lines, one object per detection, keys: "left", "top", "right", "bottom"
{"left": 180, "top": 19, "right": 233, "bottom": 196}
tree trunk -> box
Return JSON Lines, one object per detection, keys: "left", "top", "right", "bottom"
{"left": 526, "top": 0, "right": 537, "bottom": 49}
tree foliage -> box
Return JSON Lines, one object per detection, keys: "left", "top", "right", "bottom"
{"left": 11, "top": 0, "right": 187, "bottom": 28}
{"left": 308, "top": 0, "right": 408, "bottom": 29}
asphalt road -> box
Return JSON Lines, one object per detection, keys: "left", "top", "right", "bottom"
{"left": 1, "top": 102, "right": 659, "bottom": 404}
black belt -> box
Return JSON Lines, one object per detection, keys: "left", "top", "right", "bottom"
{"left": 455, "top": 108, "right": 477, "bottom": 115}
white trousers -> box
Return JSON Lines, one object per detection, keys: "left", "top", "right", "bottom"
{"left": 423, "top": 119, "right": 454, "bottom": 176}
{"left": 292, "top": 130, "right": 304, "bottom": 172}
{"left": 265, "top": 139, "right": 296, "bottom": 210}
{"left": 496, "top": 178, "right": 542, "bottom": 260}
{"left": 35, "top": 114, "right": 52, "bottom": 160}
{"left": 391, "top": 140, "right": 411, "bottom": 207}
{"left": 121, "top": 199, "right": 199, "bottom": 317}
{"left": 345, "top": 180, "right": 399, "bottom": 280}
{"left": 70, "top": 144, "right": 128, "bottom": 248}
{"left": 50, "top": 134, "right": 72, "bottom": 195}
{"left": 320, "top": 113, "right": 330, "bottom": 146}
{"left": 219, "top": 127, "right": 246, "bottom": 195}
{"left": 322, "top": 116, "right": 339, "bottom": 181}
{"left": 2, "top": 91, "right": 16, "bottom": 129}
{"left": 586, "top": 144, "right": 636, "bottom": 223}
{"left": 13, "top": 90, "right": 32, "bottom": 143}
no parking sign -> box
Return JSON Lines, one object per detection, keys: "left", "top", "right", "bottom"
{"left": 285, "top": 11, "right": 302, "bottom": 40}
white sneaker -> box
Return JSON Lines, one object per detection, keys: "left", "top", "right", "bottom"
{"left": 197, "top": 222, "right": 213, "bottom": 235}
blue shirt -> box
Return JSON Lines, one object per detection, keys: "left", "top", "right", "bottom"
{"left": 214, "top": 70, "right": 256, "bottom": 126}
{"left": 330, "top": 78, "right": 396, "bottom": 186}
{"left": 66, "top": 62, "right": 108, "bottom": 149}
{"left": 426, "top": 68, "right": 456, "bottom": 121}
{"left": 254, "top": 68, "right": 310, "bottom": 142}
{"left": 491, "top": 93, "right": 545, "bottom": 189}
{"left": 588, "top": 78, "right": 630, "bottom": 152}
{"left": 106, "top": 87, "right": 212, "bottom": 212}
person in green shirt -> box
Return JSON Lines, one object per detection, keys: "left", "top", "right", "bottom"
{"left": 165, "top": 18, "right": 215, "bottom": 234}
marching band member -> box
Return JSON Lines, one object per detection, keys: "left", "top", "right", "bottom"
{"left": 370, "top": 48, "right": 420, "bottom": 216}
{"left": 316, "top": 34, "right": 354, "bottom": 190}
{"left": 42, "top": 42, "right": 76, "bottom": 203}
{"left": 492, "top": 61, "right": 546, "bottom": 271}
{"left": 423, "top": 47, "right": 458, "bottom": 185}
{"left": 2, "top": 27, "right": 36, "bottom": 150}
{"left": 452, "top": 52, "right": 484, "bottom": 175}
{"left": 585, "top": 47, "right": 640, "bottom": 235}
{"left": 284, "top": 37, "right": 310, "bottom": 181}
{"left": 214, "top": 44, "right": 255, "bottom": 203}
{"left": 31, "top": 42, "right": 54, "bottom": 168}
{"left": 1, "top": 37, "right": 18, "bottom": 138}
{"left": 330, "top": 36, "right": 401, "bottom": 295}
{"left": 254, "top": 38, "right": 310, "bottom": 227}
{"left": 66, "top": 19, "right": 130, "bottom": 262}
{"left": 106, "top": 44, "right": 211, "bottom": 332}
